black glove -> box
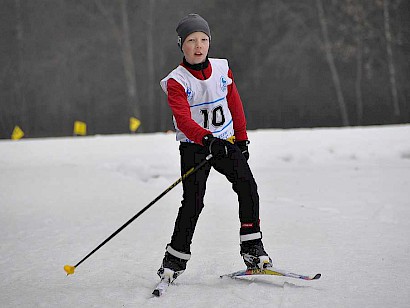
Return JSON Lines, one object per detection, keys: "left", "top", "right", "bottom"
{"left": 236, "top": 140, "right": 250, "bottom": 161}
{"left": 202, "top": 134, "right": 228, "bottom": 158}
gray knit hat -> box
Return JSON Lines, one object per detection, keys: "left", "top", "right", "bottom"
{"left": 176, "top": 14, "right": 211, "bottom": 49}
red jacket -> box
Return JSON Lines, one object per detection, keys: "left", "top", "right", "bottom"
{"left": 166, "top": 60, "right": 248, "bottom": 145}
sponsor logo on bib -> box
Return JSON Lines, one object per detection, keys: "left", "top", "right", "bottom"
{"left": 220, "top": 76, "right": 227, "bottom": 92}
{"left": 186, "top": 87, "right": 194, "bottom": 102}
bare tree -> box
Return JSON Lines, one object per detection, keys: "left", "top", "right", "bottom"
{"left": 355, "top": 34, "right": 364, "bottom": 125}
{"left": 382, "top": 0, "right": 400, "bottom": 117}
{"left": 119, "top": 0, "right": 140, "bottom": 120}
{"left": 0, "top": 62, "right": 13, "bottom": 135}
{"left": 95, "top": 0, "right": 141, "bottom": 121}
{"left": 316, "top": 0, "right": 350, "bottom": 126}
{"left": 14, "top": 0, "right": 28, "bottom": 133}
{"left": 145, "top": 0, "right": 155, "bottom": 132}
{"left": 344, "top": 0, "right": 365, "bottom": 124}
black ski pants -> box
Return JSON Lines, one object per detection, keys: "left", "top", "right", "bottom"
{"left": 170, "top": 141, "right": 260, "bottom": 254}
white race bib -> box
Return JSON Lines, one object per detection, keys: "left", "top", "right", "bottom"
{"left": 161, "top": 58, "right": 234, "bottom": 143}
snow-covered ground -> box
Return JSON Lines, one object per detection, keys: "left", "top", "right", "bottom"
{"left": 1, "top": 125, "right": 410, "bottom": 307}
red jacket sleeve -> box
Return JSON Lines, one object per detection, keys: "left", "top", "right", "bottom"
{"left": 227, "top": 69, "right": 248, "bottom": 141}
{"left": 166, "top": 78, "right": 211, "bottom": 145}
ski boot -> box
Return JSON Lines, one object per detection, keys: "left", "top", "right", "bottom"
{"left": 157, "top": 245, "right": 190, "bottom": 282}
{"left": 240, "top": 233, "right": 273, "bottom": 269}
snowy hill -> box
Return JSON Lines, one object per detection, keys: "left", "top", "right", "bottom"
{"left": 1, "top": 125, "right": 410, "bottom": 307}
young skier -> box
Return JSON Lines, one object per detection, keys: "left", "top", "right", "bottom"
{"left": 157, "top": 13, "right": 273, "bottom": 282}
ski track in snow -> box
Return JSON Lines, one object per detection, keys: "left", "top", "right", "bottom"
{"left": 1, "top": 125, "right": 410, "bottom": 307}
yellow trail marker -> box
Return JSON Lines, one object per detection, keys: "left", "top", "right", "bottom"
{"left": 64, "top": 265, "right": 75, "bottom": 275}
{"left": 73, "top": 121, "right": 87, "bottom": 136}
{"left": 129, "top": 117, "right": 141, "bottom": 133}
{"left": 11, "top": 126, "right": 24, "bottom": 140}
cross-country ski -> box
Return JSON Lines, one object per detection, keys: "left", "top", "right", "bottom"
{"left": 220, "top": 267, "right": 321, "bottom": 281}
{"left": 153, "top": 267, "right": 320, "bottom": 297}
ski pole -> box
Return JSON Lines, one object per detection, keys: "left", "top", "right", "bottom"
{"left": 64, "top": 153, "right": 213, "bottom": 276}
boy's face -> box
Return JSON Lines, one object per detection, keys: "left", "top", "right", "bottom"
{"left": 182, "top": 32, "right": 210, "bottom": 65}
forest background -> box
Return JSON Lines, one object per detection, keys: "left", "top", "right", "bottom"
{"left": 1, "top": 0, "right": 409, "bottom": 138}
